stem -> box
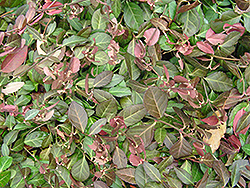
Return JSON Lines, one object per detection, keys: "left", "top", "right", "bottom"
{"left": 211, "top": 55, "right": 240, "bottom": 61}
{"left": 154, "top": 118, "right": 209, "bottom": 145}
{"left": 201, "top": 78, "right": 217, "bottom": 116}
{"left": 17, "top": 164, "right": 29, "bottom": 188}
{"left": 24, "top": 147, "right": 49, "bottom": 173}
{"left": 37, "top": 0, "right": 86, "bottom": 12}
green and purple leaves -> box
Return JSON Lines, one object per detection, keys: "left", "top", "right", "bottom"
{"left": 143, "top": 87, "right": 168, "bottom": 119}
{"left": 68, "top": 101, "right": 88, "bottom": 133}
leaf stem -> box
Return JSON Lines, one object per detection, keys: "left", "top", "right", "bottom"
{"left": 154, "top": 118, "right": 208, "bottom": 145}
{"left": 211, "top": 55, "right": 240, "bottom": 61}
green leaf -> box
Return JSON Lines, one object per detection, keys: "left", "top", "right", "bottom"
{"left": 143, "top": 161, "right": 161, "bottom": 182}
{"left": 145, "top": 182, "right": 164, "bottom": 188}
{"left": 27, "top": 174, "right": 45, "bottom": 186}
{"left": 154, "top": 128, "right": 166, "bottom": 144}
{"left": 178, "top": 9, "right": 200, "bottom": 37}
{"left": 94, "top": 71, "right": 113, "bottom": 87}
{"left": 24, "top": 131, "right": 48, "bottom": 147}
{"left": 68, "top": 101, "right": 88, "bottom": 133}
{"left": 165, "top": 176, "right": 183, "bottom": 188}
{"left": 14, "top": 95, "right": 31, "bottom": 106}
{"left": 112, "top": 0, "right": 121, "bottom": 18}
{"left": 157, "top": 155, "right": 174, "bottom": 173}
{"left": 127, "top": 123, "right": 155, "bottom": 147}
{"left": 124, "top": 2, "right": 144, "bottom": 31}
{"left": 109, "top": 86, "right": 132, "bottom": 97}
{"left": 96, "top": 99, "right": 117, "bottom": 118}
{"left": 46, "top": 22, "right": 56, "bottom": 36}
{"left": 42, "top": 133, "right": 53, "bottom": 148}
{"left": 93, "top": 51, "right": 109, "bottom": 65}
{"left": 143, "top": 86, "right": 168, "bottom": 119}
{"left": 1, "top": 143, "right": 9, "bottom": 156}
{"left": 118, "top": 104, "right": 147, "bottom": 126}
{"left": 12, "top": 138, "right": 24, "bottom": 152}
{"left": 124, "top": 53, "right": 140, "bottom": 80}
{"left": 56, "top": 166, "right": 72, "bottom": 188}
{"left": 220, "top": 10, "right": 242, "bottom": 25}
{"left": 89, "top": 118, "right": 107, "bottom": 135}
{"left": 231, "top": 163, "right": 240, "bottom": 187}
{"left": 0, "top": 156, "right": 12, "bottom": 172}
{"left": 93, "top": 89, "right": 115, "bottom": 103}
{"left": 62, "top": 36, "right": 87, "bottom": 47}
{"left": 135, "top": 164, "right": 148, "bottom": 188}
{"left": 192, "top": 163, "right": 203, "bottom": 182}
{"left": 242, "top": 144, "right": 250, "bottom": 155}
{"left": 3, "top": 130, "right": 19, "bottom": 145}
{"left": 71, "top": 155, "right": 90, "bottom": 181}
{"left": 26, "top": 26, "right": 42, "bottom": 40}
{"left": 104, "top": 74, "right": 124, "bottom": 88}
{"left": 221, "top": 31, "right": 241, "bottom": 48}
{"left": 205, "top": 72, "right": 233, "bottom": 92}
{"left": 243, "top": 12, "right": 250, "bottom": 32}
{"left": 174, "top": 166, "right": 193, "bottom": 185}
{"left": 91, "top": 9, "right": 108, "bottom": 30}
{"left": 67, "top": 17, "right": 82, "bottom": 31}
{"left": 0, "top": 170, "right": 11, "bottom": 187}
{"left": 236, "top": 111, "right": 250, "bottom": 133}
{"left": 89, "top": 32, "right": 111, "bottom": 50}
{"left": 25, "top": 109, "right": 40, "bottom": 120}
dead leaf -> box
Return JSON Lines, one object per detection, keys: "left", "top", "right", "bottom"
{"left": 203, "top": 119, "right": 226, "bottom": 153}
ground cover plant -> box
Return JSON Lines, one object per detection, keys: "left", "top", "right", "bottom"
{"left": 1, "top": 0, "right": 250, "bottom": 187}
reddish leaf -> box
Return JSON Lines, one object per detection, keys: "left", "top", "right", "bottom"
{"left": 1, "top": 45, "right": 28, "bottom": 73}
{"left": 205, "top": 28, "right": 215, "bottom": 39}
{"left": 233, "top": 108, "right": 246, "bottom": 134}
{"left": 206, "top": 33, "right": 227, "bottom": 45}
{"left": 42, "top": 0, "right": 63, "bottom": 15}
{"left": 174, "top": 75, "right": 188, "bottom": 83}
{"left": 26, "top": 6, "right": 36, "bottom": 23}
{"left": 193, "top": 142, "right": 205, "bottom": 156}
{"left": 0, "top": 32, "right": 4, "bottom": 45}
{"left": 201, "top": 115, "right": 219, "bottom": 125}
{"left": 70, "top": 57, "right": 80, "bottom": 73}
{"left": 143, "top": 28, "right": 160, "bottom": 46}
{"left": 196, "top": 41, "right": 214, "bottom": 54}
{"left": 14, "top": 15, "right": 26, "bottom": 30}
{"left": 228, "top": 135, "right": 241, "bottom": 150}
{"left": 134, "top": 40, "right": 146, "bottom": 58}
{"left": 223, "top": 23, "right": 245, "bottom": 36}
{"left": 129, "top": 154, "right": 142, "bottom": 166}
{"left": 163, "top": 64, "right": 169, "bottom": 82}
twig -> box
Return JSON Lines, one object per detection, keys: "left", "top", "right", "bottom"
{"left": 211, "top": 55, "right": 240, "bottom": 61}
{"left": 17, "top": 164, "right": 29, "bottom": 188}
{"left": 154, "top": 118, "right": 209, "bottom": 145}
{"left": 37, "top": 0, "right": 86, "bottom": 12}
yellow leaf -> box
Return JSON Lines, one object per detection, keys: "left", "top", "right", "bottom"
{"left": 203, "top": 112, "right": 226, "bottom": 153}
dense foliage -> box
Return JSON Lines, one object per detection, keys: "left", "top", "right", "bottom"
{"left": 1, "top": 0, "right": 250, "bottom": 187}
